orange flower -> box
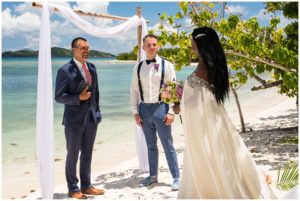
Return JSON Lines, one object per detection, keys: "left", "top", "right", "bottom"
{"left": 262, "top": 171, "right": 272, "bottom": 184}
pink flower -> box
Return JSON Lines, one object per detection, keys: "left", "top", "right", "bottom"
{"left": 177, "top": 87, "right": 183, "bottom": 98}
{"left": 161, "top": 91, "right": 169, "bottom": 99}
{"left": 154, "top": 63, "right": 160, "bottom": 71}
{"left": 167, "top": 93, "right": 172, "bottom": 99}
{"left": 159, "top": 80, "right": 184, "bottom": 104}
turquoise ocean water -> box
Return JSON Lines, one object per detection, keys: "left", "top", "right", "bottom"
{"left": 3, "top": 57, "right": 283, "bottom": 199}
{"left": 2, "top": 57, "right": 195, "bottom": 167}
{"left": 2, "top": 57, "right": 275, "bottom": 167}
{"left": 3, "top": 57, "right": 278, "bottom": 166}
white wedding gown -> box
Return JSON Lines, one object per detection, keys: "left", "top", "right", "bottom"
{"left": 178, "top": 72, "right": 277, "bottom": 199}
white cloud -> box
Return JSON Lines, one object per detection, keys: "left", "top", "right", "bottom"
{"left": 23, "top": 33, "right": 40, "bottom": 49}
{"left": 14, "top": 2, "right": 29, "bottom": 13}
{"left": 73, "top": 1, "right": 109, "bottom": 14}
{"left": 2, "top": 1, "right": 139, "bottom": 53}
{"left": 99, "top": 38, "right": 136, "bottom": 54}
{"left": 50, "top": 1, "right": 72, "bottom": 9}
{"left": 277, "top": 15, "right": 293, "bottom": 28}
{"left": 255, "top": 9, "right": 272, "bottom": 22}
{"left": 72, "top": 1, "right": 113, "bottom": 28}
{"left": 184, "top": 18, "right": 192, "bottom": 27}
{"left": 2, "top": 7, "right": 40, "bottom": 37}
{"left": 51, "top": 20, "right": 82, "bottom": 37}
{"left": 253, "top": 9, "right": 295, "bottom": 28}
{"left": 274, "top": 13, "right": 296, "bottom": 29}
{"left": 51, "top": 35, "right": 64, "bottom": 48}
{"left": 148, "top": 22, "right": 178, "bottom": 35}
{"left": 226, "top": 5, "right": 248, "bottom": 16}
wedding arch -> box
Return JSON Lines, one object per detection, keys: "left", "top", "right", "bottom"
{"left": 33, "top": 2, "right": 149, "bottom": 198}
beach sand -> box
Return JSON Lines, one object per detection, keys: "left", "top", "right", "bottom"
{"left": 5, "top": 91, "right": 298, "bottom": 200}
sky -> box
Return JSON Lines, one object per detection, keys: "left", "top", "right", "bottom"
{"left": 1, "top": 0, "right": 292, "bottom": 55}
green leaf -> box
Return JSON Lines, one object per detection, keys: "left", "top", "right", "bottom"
{"left": 228, "top": 15, "right": 239, "bottom": 29}
{"left": 176, "top": 12, "right": 183, "bottom": 19}
{"left": 142, "top": 2, "right": 298, "bottom": 98}
{"left": 276, "top": 161, "right": 298, "bottom": 191}
{"left": 270, "top": 17, "right": 280, "bottom": 28}
{"left": 179, "top": 2, "right": 188, "bottom": 15}
{"left": 160, "top": 12, "right": 167, "bottom": 21}
{"left": 168, "top": 15, "right": 174, "bottom": 25}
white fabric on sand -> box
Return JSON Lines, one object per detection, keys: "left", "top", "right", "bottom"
{"left": 36, "top": 1, "right": 55, "bottom": 199}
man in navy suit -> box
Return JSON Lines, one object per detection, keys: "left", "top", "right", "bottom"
{"left": 55, "top": 37, "right": 104, "bottom": 199}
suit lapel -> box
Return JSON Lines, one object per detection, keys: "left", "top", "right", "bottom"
{"left": 86, "top": 62, "right": 96, "bottom": 86}
{"left": 86, "top": 62, "right": 95, "bottom": 75}
{"left": 70, "top": 59, "right": 96, "bottom": 91}
{"left": 70, "top": 59, "right": 85, "bottom": 82}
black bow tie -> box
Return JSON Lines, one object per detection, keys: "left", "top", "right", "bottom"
{"left": 146, "top": 58, "right": 156, "bottom": 65}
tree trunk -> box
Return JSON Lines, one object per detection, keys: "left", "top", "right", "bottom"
{"left": 230, "top": 83, "right": 246, "bottom": 133}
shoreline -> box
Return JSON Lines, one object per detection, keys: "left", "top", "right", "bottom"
{"left": 3, "top": 57, "right": 297, "bottom": 199}
{"left": 15, "top": 94, "right": 298, "bottom": 199}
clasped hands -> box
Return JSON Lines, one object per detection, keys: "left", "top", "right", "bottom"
{"left": 79, "top": 86, "right": 91, "bottom": 100}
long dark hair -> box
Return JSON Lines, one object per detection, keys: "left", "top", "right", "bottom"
{"left": 192, "top": 27, "right": 229, "bottom": 104}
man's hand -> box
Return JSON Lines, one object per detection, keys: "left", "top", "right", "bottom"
{"left": 79, "top": 86, "right": 91, "bottom": 100}
{"left": 164, "top": 113, "right": 174, "bottom": 126}
{"left": 134, "top": 114, "right": 143, "bottom": 127}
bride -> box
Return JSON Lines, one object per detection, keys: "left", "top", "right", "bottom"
{"left": 177, "top": 27, "right": 277, "bottom": 199}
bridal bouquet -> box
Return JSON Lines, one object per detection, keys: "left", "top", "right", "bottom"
{"left": 160, "top": 80, "right": 183, "bottom": 114}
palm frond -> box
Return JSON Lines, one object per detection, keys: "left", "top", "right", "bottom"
{"left": 276, "top": 161, "right": 299, "bottom": 191}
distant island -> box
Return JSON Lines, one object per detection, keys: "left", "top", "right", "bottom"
{"left": 2, "top": 47, "right": 116, "bottom": 58}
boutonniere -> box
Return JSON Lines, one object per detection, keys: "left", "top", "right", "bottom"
{"left": 154, "top": 63, "right": 160, "bottom": 72}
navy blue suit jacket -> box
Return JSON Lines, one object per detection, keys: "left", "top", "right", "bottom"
{"left": 55, "top": 59, "right": 101, "bottom": 126}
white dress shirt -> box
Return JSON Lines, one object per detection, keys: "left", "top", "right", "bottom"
{"left": 130, "top": 55, "right": 176, "bottom": 115}
{"left": 73, "top": 57, "right": 89, "bottom": 83}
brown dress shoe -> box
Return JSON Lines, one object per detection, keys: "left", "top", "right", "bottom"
{"left": 82, "top": 187, "right": 105, "bottom": 195}
{"left": 68, "top": 191, "right": 87, "bottom": 199}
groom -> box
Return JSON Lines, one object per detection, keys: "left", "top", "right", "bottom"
{"left": 55, "top": 37, "right": 104, "bottom": 199}
{"left": 130, "top": 34, "right": 180, "bottom": 191}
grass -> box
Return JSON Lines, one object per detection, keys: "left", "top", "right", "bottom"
{"left": 278, "top": 136, "right": 298, "bottom": 145}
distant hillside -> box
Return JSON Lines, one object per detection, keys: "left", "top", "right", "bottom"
{"left": 2, "top": 47, "right": 116, "bottom": 58}
{"left": 2, "top": 49, "right": 38, "bottom": 57}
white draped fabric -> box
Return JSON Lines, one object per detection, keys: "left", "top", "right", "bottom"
{"left": 36, "top": 2, "right": 54, "bottom": 199}
{"left": 48, "top": 4, "right": 143, "bottom": 36}
{"left": 137, "top": 14, "right": 150, "bottom": 172}
{"left": 47, "top": 3, "right": 147, "bottom": 62}
{"left": 37, "top": 2, "right": 149, "bottom": 199}
{"left": 135, "top": 126, "right": 149, "bottom": 172}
